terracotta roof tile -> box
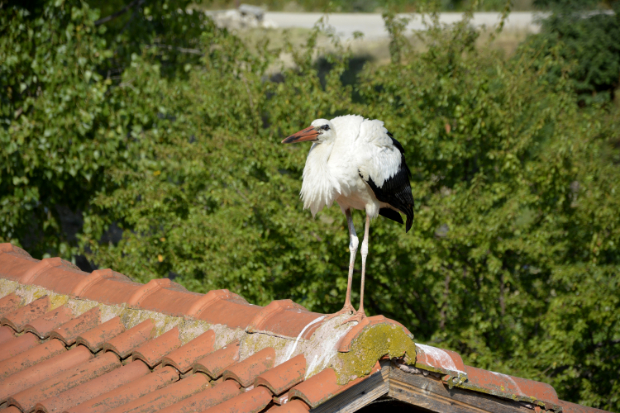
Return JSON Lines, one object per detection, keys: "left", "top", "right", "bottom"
{"left": 0, "top": 293, "right": 20, "bottom": 317}
{"left": 76, "top": 316, "right": 125, "bottom": 352}
{"left": 247, "top": 299, "right": 323, "bottom": 338}
{"left": 185, "top": 289, "right": 246, "bottom": 317}
{"left": 35, "top": 360, "right": 150, "bottom": 413}
{"left": 202, "top": 386, "right": 273, "bottom": 413}
{"left": 73, "top": 272, "right": 141, "bottom": 305}
{"left": 337, "top": 315, "right": 412, "bottom": 352}
{"left": 268, "top": 399, "right": 311, "bottom": 413}
{"left": 222, "top": 347, "right": 276, "bottom": 387}
{"left": 132, "top": 325, "right": 181, "bottom": 368}
{"left": 161, "top": 329, "right": 215, "bottom": 373}
{"left": 0, "top": 244, "right": 609, "bottom": 413}
{"left": 289, "top": 363, "right": 381, "bottom": 409}
{"left": 103, "top": 319, "right": 156, "bottom": 359}
{"left": 462, "top": 365, "right": 559, "bottom": 405}
{"left": 0, "top": 345, "right": 92, "bottom": 403}
{"left": 17, "top": 257, "right": 85, "bottom": 295}
{"left": 157, "top": 379, "right": 241, "bottom": 413}
{"left": 48, "top": 306, "right": 100, "bottom": 345}
{"left": 0, "top": 244, "right": 38, "bottom": 280}
{"left": 71, "top": 268, "right": 131, "bottom": 298}
{"left": 0, "top": 332, "right": 40, "bottom": 362}
{"left": 0, "top": 339, "right": 66, "bottom": 379}
{"left": 256, "top": 354, "right": 306, "bottom": 396}
{"left": 66, "top": 365, "right": 179, "bottom": 413}
{"left": 8, "top": 351, "right": 120, "bottom": 412}
{"left": 0, "top": 325, "right": 15, "bottom": 344}
{"left": 0, "top": 295, "right": 49, "bottom": 332}
{"left": 559, "top": 400, "right": 609, "bottom": 413}
{"left": 23, "top": 305, "right": 74, "bottom": 338}
{"left": 125, "top": 278, "right": 192, "bottom": 315}
{"left": 193, "top": 340, "right": 240, "bottom": 379}
{"left": 104, "top": 372, "right": 209, "bottom": 413}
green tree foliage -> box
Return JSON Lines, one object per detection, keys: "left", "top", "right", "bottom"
{"left": 1, "top": 0, "right": 619, "bottom": 410}
{"left": 0, "top": 1, "right": 123, "bottom": 258}
{"left": 524, "top": 0, "right": 620, "bottom": 105}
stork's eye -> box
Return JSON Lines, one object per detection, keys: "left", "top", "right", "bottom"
{"left": 321, "top": 125, "right": 330, "bottom": 131}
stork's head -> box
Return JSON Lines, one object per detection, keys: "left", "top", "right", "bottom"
{"left": 282, "top": 119, "right": 335, "bottom": 144}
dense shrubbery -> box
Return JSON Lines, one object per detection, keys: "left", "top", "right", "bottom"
{"left": 524, "top": 0, "right": 620, "bottom": 105}
{"left": 1, "top": 0, "right": 619, "bottom": 410}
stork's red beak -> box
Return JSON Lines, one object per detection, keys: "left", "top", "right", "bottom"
{"left": 282, "top": 126, "right": 319, "bottom": 144}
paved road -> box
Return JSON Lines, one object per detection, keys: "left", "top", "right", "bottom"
{"left": 264, "top": 12, "right": 547, "bottom": 39}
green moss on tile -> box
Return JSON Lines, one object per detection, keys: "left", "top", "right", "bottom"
{"left": 333, "top": 323, "right": 416, "bottom": 385}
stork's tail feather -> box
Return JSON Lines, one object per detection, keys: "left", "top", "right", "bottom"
{"left": 404, "top": 204, "right": 414, "bottom": 233}
{"left": 405, "top": 214, "right": 413, "bottom": 233}
{"left": 379, "top": 208, "right": 403, "bottom": 225}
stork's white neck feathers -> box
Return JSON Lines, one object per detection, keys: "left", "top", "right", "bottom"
{"left": 300, "top": 115, "right": 364, "bottom": 216}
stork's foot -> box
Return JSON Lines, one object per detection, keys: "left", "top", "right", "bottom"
{"left": 342, "top": 309, "right": 366, "bottom": 325}
{"left": 323, "top": 303, "right": 356, "bottom": 322}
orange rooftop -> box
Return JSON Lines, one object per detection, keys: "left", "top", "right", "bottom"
{"left": 0, "top": 243, "right": 609, "bottom": 413}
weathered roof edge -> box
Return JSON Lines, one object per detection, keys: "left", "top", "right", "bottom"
{"left": 0, "top": 243, "right": 610, "bottom": 413}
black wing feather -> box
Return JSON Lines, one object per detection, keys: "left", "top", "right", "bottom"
{"left": 363, "top": 133, "right": 415, "bottom": 232}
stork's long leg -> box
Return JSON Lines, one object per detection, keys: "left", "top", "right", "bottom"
{"left": 358, "top": 213, "right": 370, "bottom": 317}
{"left": 345, "top": 213, "right": 369, "bottom": 323}
{"left": 342, "top": 209, "right": 358, "bottom": 313}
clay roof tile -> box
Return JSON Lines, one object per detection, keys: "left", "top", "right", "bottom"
{"left": 7, "top": 351, "right": 120, "bottom": 412}
{"left": 0, "top": 338, "right": 66, "bottom": 379}
{"left": 0, "top": 293, "right": 20, "bottom": 317}
{"left": 222, "top": 347, "right": 276, "bottom": 388}
{"left": 132, "top": 325, "right": 181, "bottom": 368}
{"left": 255, "top": 354, "right": 306, "bottom": 396}
{"left": 18, "top": 257, "right": 86, "bottom": 294}
{"left": 0, "top": 295, "right": 49, "bottom": 332}
{"left": 157, "top": 379, "right": 241, "bottom": 413}
{"left": 49, "top": 306, "right": 100, "bottom": 345}
{"left": 161, "top": 329, "right": 215, "bottom": 373}
{"left": 104, "top": 372, "right": 209, "bottom": 413}
{"left": 66, "top": 365, "right": 179, "bottom": 413}
{"left": 193, "top": 340, "right": 240, "bottom": 379}
{"left": 0, "top": 345, "right": 92, "bottom": 404}
{"left": 0, "top": 332, "right": 40, "bottom": 362}
{"left": 289, "top": 362, "right": 381, "bottom": 409}
{"left": 23, "top": 304, "right": 74, "bottom": 338}
{"left": 463, "top": 365, "right": 559, "bottom": 405}
{"left": 76, "top": 316, "right": 125, "bottom": 352}
{"left": 35, "top": 359, "right": 150, "bottom": 413}
{"left": 202, "top": 386, "right": 273, "bottom": 413}
{"left": 0, "top": 325, "right": 15, "bottom": 345}
{"left": 558, "top": 400, "right": 609, "bottom": 413}
{"left": 103, "top": 319, "right": 156, "bottom": 359}
{"left": 268, "top": 399, "right": 311, "bottom": 413}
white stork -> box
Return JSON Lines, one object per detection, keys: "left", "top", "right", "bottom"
{"left": 282, "top": 115, "right": 414, "bottom": 322}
